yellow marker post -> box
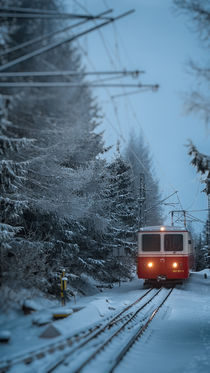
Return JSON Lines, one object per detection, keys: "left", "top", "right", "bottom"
{"left": 60, "top": 269, "right": 67, "bottom": 306}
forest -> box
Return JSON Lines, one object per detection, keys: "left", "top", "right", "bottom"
{"left": 1, "top": 0, "right": 209, "bottom": 304}
{"left": 0, "top": 0, "right": 164, "bottom": 301}
{"left": 0, "top": 2, "right": 209, "bottom": 372}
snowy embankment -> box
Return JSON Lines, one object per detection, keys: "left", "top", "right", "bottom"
{"left": 0, "top": 270, "right": 210, "bottom": 373}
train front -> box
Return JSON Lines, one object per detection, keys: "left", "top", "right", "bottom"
{"left": 137, "top": 226, "right": 194, "bottom": 283}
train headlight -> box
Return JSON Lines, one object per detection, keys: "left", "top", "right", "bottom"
{"left": 147, "top": 262, "right": 153, "bottom": 268}
{"left": 172, "top": 262, "right": 178, "bottom": 268}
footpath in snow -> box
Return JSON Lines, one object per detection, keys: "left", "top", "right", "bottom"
{"left": 0, "top": 270, "right": 210, "bottom": 373}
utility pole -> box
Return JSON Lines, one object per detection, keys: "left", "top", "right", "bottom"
{"left": 138, "top": 173, "right": 146, "bottom": 228}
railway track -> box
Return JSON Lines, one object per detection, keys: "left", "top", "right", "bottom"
{"left": 45, "top": 287, "right": 173, "bottom": 373}
{"left": 108, "top": 287, "right": 174, "bottom": 373}
{"left": 0, "top": 287, "right": 154, "bottom": 373}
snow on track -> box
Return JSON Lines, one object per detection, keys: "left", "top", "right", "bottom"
{"left": 48, "top": 288, "right": 169, "bottom": 373}
{"left": 114, "top": 271, "right": 210, "bottom": 373}
{"left": 1, "top": 271, "right": 210, "bottom": 373}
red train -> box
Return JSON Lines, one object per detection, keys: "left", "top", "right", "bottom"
{"left": 137, "top": 226, "right": 195, "bottom": 284}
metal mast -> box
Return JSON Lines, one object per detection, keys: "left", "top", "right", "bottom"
{"left": 138, "top": 173, "right": 146, "bottom": 228}
{"left": 207, "top": 192, "right": 210, "bottom": 258}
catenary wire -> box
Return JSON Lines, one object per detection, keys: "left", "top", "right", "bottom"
{"left": 99, "top": 9, "right": 187, "bottom": 214}
{"left": 0, "top": 9, "right": 134, "bottom": 72}
{"left": 0, "top": 10, "right": 113, "bottom": 58}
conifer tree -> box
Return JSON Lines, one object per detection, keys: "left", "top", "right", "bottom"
{"left": 0, "top": 0, "right": 106, "bottom": 293}
{"left": 124, "top": 133, "right": 163, "bottom": 226}
{"left": 104, "top": 156, "right": 138, "bottom": 281}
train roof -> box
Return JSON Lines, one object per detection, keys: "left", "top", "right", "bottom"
{"left": 138, "top": 225, "right": 188, "bottom": 232}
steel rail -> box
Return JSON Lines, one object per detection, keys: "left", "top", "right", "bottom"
{"left": 46, "top": 288, "right": 156, "bottom": 372}
{"left": 0, "top": 288, "right": 152, "bottom": 373}
{"left": 46, "top": 288, "right": 162, "bottom": 373}
{"left": 0, "top": 324, "right": 99, "bottom": 373}
{"left": 108, "top": 287, "right": 174, "bottom": 373}
{"left": 66, "top": 288, "right": 163, "bottom": 373}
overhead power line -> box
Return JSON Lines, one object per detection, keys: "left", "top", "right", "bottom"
{"left": 0, "top": 7, "right": 112, "bottom": 20}
{"left": 0, "top": 9, "right": 113, "bottom": 58}
{"left": 111, "top": 86, "right": 159, "bottom": 98}
{"left": 0, "top": 6, "right": 89, "bottom": 15}
{"left": 145, "top": 191, "right": 178, "bottom": 213}
{"left": 170, "top": 209, "right": 206, "bottom": 226}
{"left": 187, "top": 209, "right": 208, "bottom": 213}
{"left": 0, "top": 12, "right": 112, "bottom": 20}
{"left": 0, "top": 70, "right": 144, "bottom": 78}
{"left": 0, "top": 82, "right": 156, "bottom": 88}
{"left": 0, "top": 9, "right": 134, "bottom": 72}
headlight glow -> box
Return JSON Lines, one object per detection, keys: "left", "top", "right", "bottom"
{"left": 172, "top": 262, "right": 178, "bottom": 268}
{"left": 147, "top": 262, "right": 153, "bottom": 268}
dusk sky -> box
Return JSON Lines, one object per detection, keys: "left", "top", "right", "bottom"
{"left": 67, "top": 0, "right": 209, "bottom": 231}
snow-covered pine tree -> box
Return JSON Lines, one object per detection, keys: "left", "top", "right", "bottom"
{"left": 65, "top": 160, "right": 113, "bottom": 284}
{"left": 124, "top": 133, "right": 163, "bottom": 226}
{"left": 0, "top": 91, "right": 33, "bottom": 285}
{"left": 0, "top": 0, "right": 108, "bottom": 294}
{"left": 104, "top": 156, "right": 138, "bottom": 281}
{"left": 187, "top": 142, "right": 210, "bottom": 267}
{"left": 194, "top": 222, "right": 209, "bottom": 270}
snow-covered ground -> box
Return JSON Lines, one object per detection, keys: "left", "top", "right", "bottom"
{"left": 0, "top": 270, "right": 210, "bottom": 373}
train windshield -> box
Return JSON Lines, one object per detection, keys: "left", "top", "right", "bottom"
{"left": 142, "top": 234, "right": 160, "bottom": 251}
{"left": 164, "top": 234, "right": 183, "bottom": 251}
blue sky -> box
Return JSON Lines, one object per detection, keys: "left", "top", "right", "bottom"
{"left": 67, "top": 0, "right": 209, "bottom": 232}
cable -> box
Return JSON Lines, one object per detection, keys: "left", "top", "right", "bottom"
{"left": 0, "top": 10, "right": 112, "bottom": 20}
{"left": 0, "top": 9, "right": 134, "bottom": 72}
{"left": 81, "top": 0, "right": 131, "bottom": 135}
{"left": 0, "top": 82, "right": 154, "bottom": 88}
{"left": 105, "top": 20, "right": 186, "bottom": 212}
{"left": 0, "top": 10, "right": 112, "bottom": 58}
{"left": 114, "top": 27, "right": 205, "bottom": 218}
{"left": 111, "top": 87, "right": 158, "bottom": 99}
{"left": 73, "top": 0, "right": 124, "bottom": 135}
{"left": 145, "top": 191, "right": 178, "bottom": 213}
{"left": 74, "top": 29, "right": 124, "bottom": 136}
{"left": 88, "top": 1, "right": 161, "bottom": 174}
{"left": 0, "top": 70, "right": 143, "bottom": 77}
{"left": 70, "top": 2, "right": 199, "bottom": 223}
{"left": 185, "top": 176, "right": 203, "bottom": 210}
{"left": 73, "top": 1, "right": 165, "bottom": 193}
{"left": 0, "top": 5, "right": 103, "bottom": 16}
{"left": 187, "top": 209, "right": 208, "bottom": 212}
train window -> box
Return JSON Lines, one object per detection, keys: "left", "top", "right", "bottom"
{"left": 164, "top": 234, "right": 183, "bottom": 251}
{"left": 142, "top": 234, "right": 160, "bottom": 251}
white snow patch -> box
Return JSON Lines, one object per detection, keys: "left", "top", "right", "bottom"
{"left": 1, "top": 271, "right": 210, "bottom": 372}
